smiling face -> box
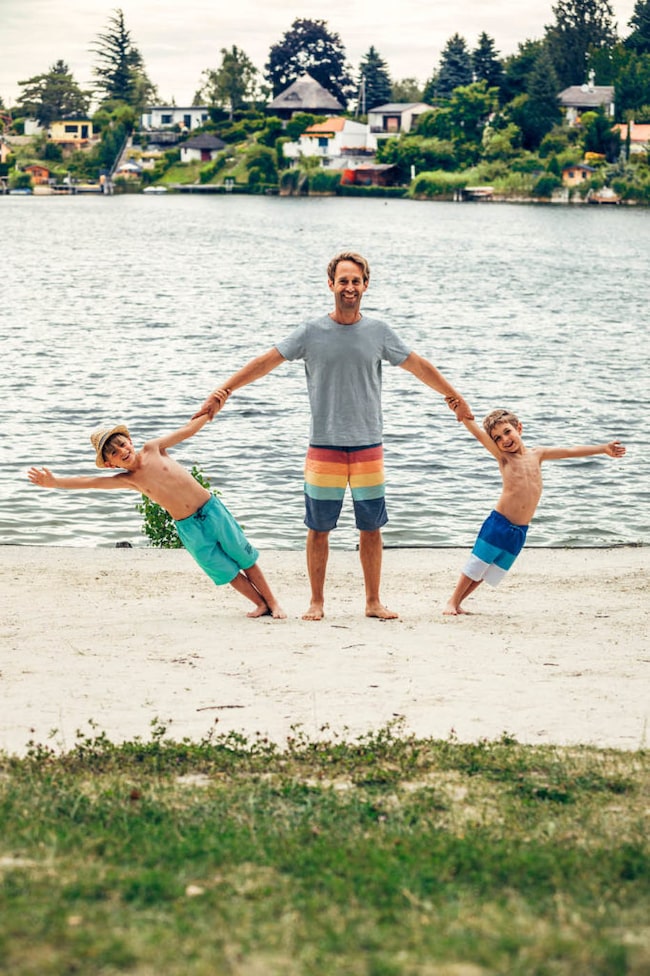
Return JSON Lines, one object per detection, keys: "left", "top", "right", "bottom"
{"left": 489, "top": 420, "right": 524, "bottom": 454}
{"left": 102, "top": 433, "right": 137, "bottom": 469}
{"left": 328, "top": 259, "right": 369, "bottom": 320}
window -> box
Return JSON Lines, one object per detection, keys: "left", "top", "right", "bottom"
{"left": 161, "top": 114, "right": 173, "bottom": 125}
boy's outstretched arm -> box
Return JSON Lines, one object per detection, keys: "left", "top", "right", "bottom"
{"left": 539, "top": 440, "right": 626, "bottom": 461}
{"left": 459, "top": 415, "right": 502, "bottom": 459}
{"left": 28, "top": 467, "right": 130, "bottom": 490}
{"left": 150, "top": 412, "right": 211, "bottom": 451}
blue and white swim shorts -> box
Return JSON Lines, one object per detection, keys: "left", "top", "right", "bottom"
{"left": 463, "top": 509, "right": 528, "bottom": 587}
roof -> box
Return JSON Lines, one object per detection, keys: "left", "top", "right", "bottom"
{"left": 614, "top": 122, "right": 650, "bottom": 142}
{"left": 558, "top": 85, "right": 615, "bottom": 108}
{"left": 304, "top": 118, "right": 347, "bottom": 134}
{"left": 181, "top": 133, "right": 226, "bottom": 150}
{"left": 146, "top": 105, "right": 208, "bottom": 112}
{"left": 368, "top": 102, "right": 431, "bottom": 113}
{"left": 561, "top": 162, "right": 595, "bottom": 172}
{"left": 268, "top": 73, "right": 344, "bottom": 112}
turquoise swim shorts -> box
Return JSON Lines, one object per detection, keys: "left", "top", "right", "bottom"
{"left": 175, "top": 495, "right": 258, "bottom": 586}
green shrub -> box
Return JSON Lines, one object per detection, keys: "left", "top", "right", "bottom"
{"left": 409, "top": 169, "right": 467, "bottom": 198}
{"left": 136, "top": 466, "right": 216, "bottom": 549}
{"left": 308, "top": 168, "right": 341, "bottom": 193}
{"left": 531, "top": 173, "right": 562, "bottom": 198}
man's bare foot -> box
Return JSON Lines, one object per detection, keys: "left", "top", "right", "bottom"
{"left": 247, "top": 603, "right": 271, "bottom": 618}
{"left": 302, "top": 602, "right": 324, "bottom": 621}
{"left": 443, "top": 603, "right": 468, "bottom": 615}
{"left": 366, "top": 602, "right": 399, "bottom": 620}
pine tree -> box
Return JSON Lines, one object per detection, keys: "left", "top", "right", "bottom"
{"left": 357, "top": 46, "right": 392, "bottom": 112}
{"left": 472, "top": 33, "right": 504, "bottom": 89}
{"left": 91, "top": 8, "right": 156, "bottom": 109}
{"left": 435, "top": 34, "right": 474, "bottom": 100}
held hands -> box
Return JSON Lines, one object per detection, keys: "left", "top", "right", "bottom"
{"left": 28, "top": 466, "right": 56, "bottom": 487}
{"left": 445, "top": 395, "right": 474, "bottom": 422}
{"left": 191, "top": 387, "right": 231, "bottom": 421}
{"left": 605, "top": 440, "right": 626, "bottom": 458}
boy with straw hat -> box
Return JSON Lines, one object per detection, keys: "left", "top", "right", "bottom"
{"left": 28, "top": 409, "right": 285, "bottom": 619}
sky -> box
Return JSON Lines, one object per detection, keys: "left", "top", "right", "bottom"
{"left": 0, "top": 0, "right": 638, "bottom": 109}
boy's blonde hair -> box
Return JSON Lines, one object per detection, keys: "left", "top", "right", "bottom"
{"left": 327, "top": 251, "right": 370, "bottom": 283}
{"left": 483, "top": 409, "right": 521, "bottom": 438}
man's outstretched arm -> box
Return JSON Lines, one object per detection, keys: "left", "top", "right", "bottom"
{"left": 399, "top": 352, "right": 473, "bottom": 420}
{"left": 192, "top": 347, "right": 286, "bottom": 420}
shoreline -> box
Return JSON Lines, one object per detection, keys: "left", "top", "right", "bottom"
{"left": 1, "top": 545, "right": 648, "bottom": 756}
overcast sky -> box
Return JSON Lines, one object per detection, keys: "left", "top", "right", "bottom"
{"left": 0, "top": 0, "right": 638, "bottom": 108}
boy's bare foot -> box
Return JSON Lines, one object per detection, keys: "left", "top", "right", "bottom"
{"left": 443, "top": 603, "right": 468, "bottom": 615}
{"left": 366, "top": 602, "right": 399, "bottom": 620}
{"left": 269, "top": 602, "right": 287, "bottom": 619}
{"left": 247, "top": 603, "right": 271, "bottom": 618}
{"left": 302, "top": 602, "right": 324, "bottom": 621}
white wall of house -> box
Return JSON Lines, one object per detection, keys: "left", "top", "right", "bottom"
{"left": 141, "top": 107, "right": 209, "bottom": 130}
{"left": 367, "top": 103, "right": 431, "bottom": 138}
{"left": 283, "top": 119, "right": 376, "bottom": 165}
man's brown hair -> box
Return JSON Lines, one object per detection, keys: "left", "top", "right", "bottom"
{"left": 327, "top": 251, "right": 370, "bottom": 283}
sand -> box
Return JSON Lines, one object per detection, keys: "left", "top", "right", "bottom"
{"left": 0, "top": 545, "right": 648, "bottom": 756}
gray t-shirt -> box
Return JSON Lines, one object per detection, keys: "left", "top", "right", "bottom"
{"left": 276, "top": 313, "right": 411, "bottom": 445}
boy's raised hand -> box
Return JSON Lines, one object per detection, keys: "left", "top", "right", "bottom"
{"left": 28, "top": 466, "right": 55, "bottom": 487}
{"left": 445, "top": 395, "right": 474, "bottom": 422}
{"left": 605, "top": 440, "right": 626, "bottom": 457}
{"left": 191, "top": 388, "right": 231, "bottom": 421}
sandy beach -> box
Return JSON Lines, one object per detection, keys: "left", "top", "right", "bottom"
{"left": 1, "top": 544, "right": 648, "bottom": 756}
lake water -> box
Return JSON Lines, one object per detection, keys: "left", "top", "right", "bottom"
{"left": 1, "top": 194, "right": 647, "bottom": 550}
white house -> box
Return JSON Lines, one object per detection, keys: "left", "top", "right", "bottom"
{"left": 179, "top": 133, "right": 227, "bottom": 163}
{"left": 367, "top": 102, "right": 433, "bottom": 139}
{"left": 141, "top": 106, "right": 210, "bottom": 131}
{"left": 283, "top": 117, "right": 376, "bottom": 167}
{"left": 558, "top": 71, "right": 615, "bottom": 125}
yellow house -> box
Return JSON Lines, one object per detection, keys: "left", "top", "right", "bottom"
{"left": 561, "top": 162, "right": 596, "bottom": 187}
{"left": 49, "top": 119, "right": 96, "bottom": 149}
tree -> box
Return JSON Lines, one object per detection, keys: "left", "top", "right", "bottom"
{"left": 391, "top": 78, "right": 424, "bottom": 102}
{"left": 265, "top": 18, "right": 354, "bottom": 104}
{"left": 545, "top": 0, "right": 618, "bottom": 88}
{"left": 609, "top": 49, "right": 650, "bottom": 117}
{"left": 91, "top": 8, "right": 157, "bottom": 110}
{"left": 580, "top": 108, "right": 622, "bottom": 158}
{"left": 625, "top": 0, "right": 650, "bottom": 52}
{"left": 17, "top": 60, "right": 91, "bottom": 127}
{"left": 197, "top": 46, "right": 258, "bottom": 118}
{"left": 472, "top": 33, "right": 504, "bottom": 89}
{"left": 433, "top": 34, "right": 474, "bottom": 101}
{"left": 500, "top": 39, "right": 547, "bottom": 104}
{"left": 508, "top": 47, "right": 563, "bottom": 149}
{"left": 357, "top": 46, "right": 392, "bottom": 112}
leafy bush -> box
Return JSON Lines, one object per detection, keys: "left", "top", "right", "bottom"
{"left": 136, "top": 466, "right": 216, "bottom": 549}
{"left": 409, "top": 169, "right": 467, "bottom": 198}
{"left": 531, "top": 173, "right": 562, "bottom": 198}
{"left": 308, "top": 168, "right": 341, "bottom": 193}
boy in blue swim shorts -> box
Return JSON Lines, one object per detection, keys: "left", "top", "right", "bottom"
{"left": 28, "top": 411, "right": 286, "bottom": 619}
{"left": 444, "top": 408, "right": 626, "bottom": 615}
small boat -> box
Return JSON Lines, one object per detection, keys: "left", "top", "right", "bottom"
{"left": 143, "top": 185, "right": 168, "bottom": 194}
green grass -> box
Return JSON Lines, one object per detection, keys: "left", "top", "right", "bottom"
{"left": 1, "top": 721, "right": 648, "bottom": 975}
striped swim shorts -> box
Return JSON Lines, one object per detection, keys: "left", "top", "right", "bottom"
{"left": 303, "top": 443, "right": 388, "bottom": 532}
{"left": 463, "top": 509, "right": 528, "bottom": 587}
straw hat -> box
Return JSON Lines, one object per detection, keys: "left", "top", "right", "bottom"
{"left": 90, "top": 425, "right": 131, "bottom": 468}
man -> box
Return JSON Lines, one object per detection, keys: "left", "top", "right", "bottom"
{"left": 194, "top": 251, "right": 471, "bottom": 621}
